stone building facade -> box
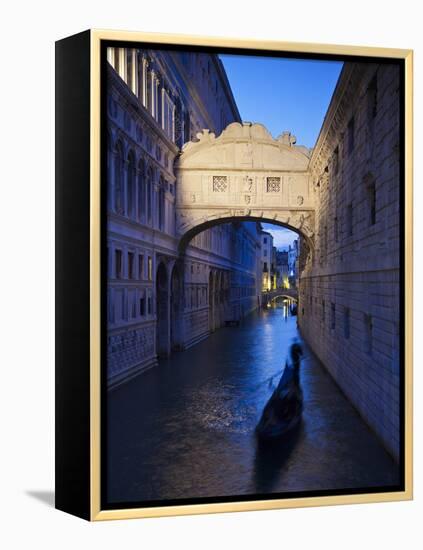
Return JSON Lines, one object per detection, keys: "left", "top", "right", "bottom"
{"left": 298, "top": 62, "right": 401, "bottom": 460}
{"left": 288, "top": 239, "right": 299, "bottom": 288}
{"left": 275, "top": 250, "right": 289, "bottom": 289}
{"left": 106, "top": 47, "right": 261, "bottom": 388}
{"left": 260, "top": 231, "right": 275, "bottom": 291}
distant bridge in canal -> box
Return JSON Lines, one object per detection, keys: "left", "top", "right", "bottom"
{"left": 262, "top": 288, "right": 298, "bottom": 306}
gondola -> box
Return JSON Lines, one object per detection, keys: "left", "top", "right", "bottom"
{"left": 256, "top": 342, "right": 303, "bottom": 441}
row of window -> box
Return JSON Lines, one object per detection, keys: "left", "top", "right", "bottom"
{"left": 109, "top": 280, "right": 234, "bottom": 324}
{"left": 211, "top": 175, "right": 291, "bottom": 193}
{"left": 111, "top": 246, "right": 239, "bottom": 292}
{"left": 112, "top": 249, "right": 153, "bottom": 281}
{"left": 189, "top": 225, "right": 257, "bottom": 266}
{"left": 329, "top": 72, "right": 378, "bottom": 178}
{"left": 108, "top": 47, "right": 179, "bottom": 142}
{"left": 109, "top": 143, "right": 167, "bottom": 231}
{"left": 304, "top": 297, "right": 373, "bottom": 354}
{"left": 108, "top": 47, "right": 195, "bottom": 146}
{"left": 186, "top": 286, "right": 210, "bottom": 310}
{"left": 231, "top": 285, "right": 256, "bottom": 299}
{"left": 109, "top": 287, "right": 153, "bottom": 324}
{"left": 262, "top": 262, "right": 276, "bottom": 273}
{"left": 319, "top": 176, "right": 377, "bottom": 260}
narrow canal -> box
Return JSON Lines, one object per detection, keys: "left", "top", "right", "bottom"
{"left": 107, "top": 303, "right": 400, "bottom": 505}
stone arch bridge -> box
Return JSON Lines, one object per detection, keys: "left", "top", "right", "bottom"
{"left": 262, "top": 288, "right": 298, "bottom": 305}
{"left": 175, "top": 122, "right": 316, "bottom": 267}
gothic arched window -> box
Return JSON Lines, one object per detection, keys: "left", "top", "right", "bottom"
{"left": 137, "top": 158, "right": 145, "bottom": 222}
{"left": 107, "top": 132, "right": 113, "bottom": 212}
{"left": 146, "top": 167, "right": 153, "bottom": 225}
{"left": 158, "top": 178, "right": 166, "bottom": 232}
{"left": 114, "top": 140, "right": 124, "bottom": 214}
{"left": 127, "top": 150, "right": 136, "bottom": 219}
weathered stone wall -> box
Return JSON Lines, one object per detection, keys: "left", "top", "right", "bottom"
{"left": 299, "top": 62, "right": 401, "bottom": 460}
{"left": 106, "top": 50, "right": 262, "bottom": 388}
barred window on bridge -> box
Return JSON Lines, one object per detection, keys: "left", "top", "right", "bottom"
{"left": 213, "top": 175, "right": 228, "bottom": 192}
{"left": 266, "top": 177, "right": 281, "bottom": 192}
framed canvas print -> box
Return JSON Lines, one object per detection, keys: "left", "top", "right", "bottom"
{"left": 55, "top": 29, "right": 413, "bottom": 521}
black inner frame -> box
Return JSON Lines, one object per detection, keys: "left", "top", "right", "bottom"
{"left": 100, "top": 39, "right": 406, "bottom": 511}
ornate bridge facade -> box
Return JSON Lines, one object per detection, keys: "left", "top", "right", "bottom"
{"left": 175, "top": 122, "right": 316, "bottom": 264}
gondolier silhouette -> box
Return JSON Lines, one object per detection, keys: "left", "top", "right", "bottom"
{"left": 256, "top": 340, "right": 304, "bottom": 441}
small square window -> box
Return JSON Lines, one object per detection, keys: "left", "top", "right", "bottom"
{"left": 212, "top": 175, "right": 227, "bottom": 192}
{"left": 266, "top": 177, "right": 281, "bottom": 192}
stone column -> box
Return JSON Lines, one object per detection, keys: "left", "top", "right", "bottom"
{"left": 156, "top": 76, "right": 162, "bottom": 125}
{"left": 150, "top": 70, "right": 156, "bottom": 118}
{"left": 134, "top": 165, "right": 140, "bottom": 223}
{"left": 131, "top": 48, "right": 138, "bottom": 95}
{"left": 172, "top": 104, "right": 176, "bottom": 142}
{"left": 137, "top": 52, "right": 143, "bottom": 103}
{"left": 161, "top": 87, "right": 165, "bottom": 131}
{"left": 118, "top": 48, "right": 126, "bottom": 81}
{"left": 142, "top": 56, "right": 148, "bottom": 107}
{"left": 155, "top": 76, "right": 160, "bottom": 121}
{"left": 107, "top": 47, "right": 113, "bottom": 65}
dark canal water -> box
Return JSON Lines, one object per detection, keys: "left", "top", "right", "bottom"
{"left": 107, "top": 304, "right": 400, "bottom": 505}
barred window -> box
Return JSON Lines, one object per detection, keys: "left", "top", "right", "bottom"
{"left": 267, "top": 177, "right": 281, "bottom": 192}
{"left": 364, "top": 314, "right": 373, "bottom": 354}
{"left": 344, "top": 307, "right": 350, "bottom": 339}
{"left": 213, "top": 175, "right": 227, "bottom": 192}
{"left": 331, "top": 303, "right": 336, "bottom": 330}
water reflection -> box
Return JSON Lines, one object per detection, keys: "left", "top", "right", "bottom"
{"left": 253, "top": 421, "right": 304, "bottom": 494}
{"left": 107, "top": 304, "right": 399, "bottom": 504}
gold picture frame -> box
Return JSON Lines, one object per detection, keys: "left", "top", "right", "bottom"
{"left": 55, "top": 29, "right": 413, "bottom": 521}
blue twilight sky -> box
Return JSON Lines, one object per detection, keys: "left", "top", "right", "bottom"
{"left": 220, "top": 54, "right": 343, "bottom": 250}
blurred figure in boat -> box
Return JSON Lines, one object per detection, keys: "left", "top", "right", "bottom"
{"left": 256, "top": 341, "right": 304, "bottom": 441}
